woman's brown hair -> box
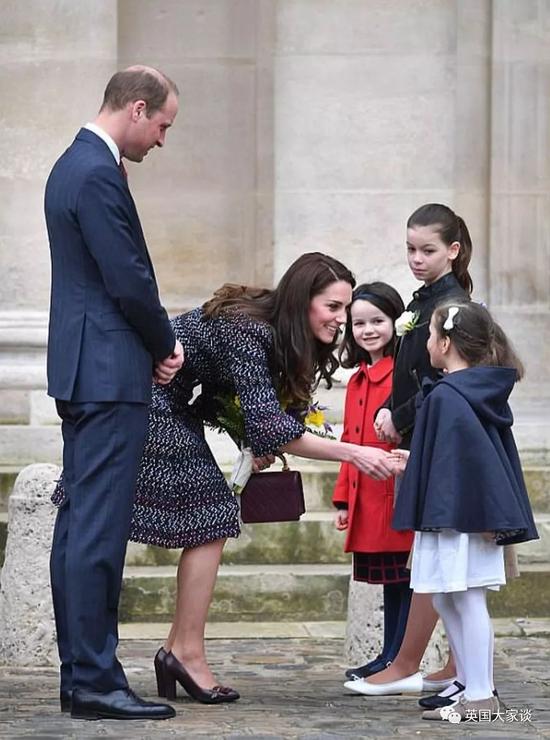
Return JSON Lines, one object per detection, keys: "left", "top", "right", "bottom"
{"left": 432, "top": 301, "right": 524, "bottom": 379}
{"left": 407, "top": 203, "right": 473, "bottom": 295}
{"left": 203, "top": 252, "right": 356, "bottom": 405}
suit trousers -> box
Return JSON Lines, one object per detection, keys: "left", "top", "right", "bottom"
{"left": 50, "top": 400, "right": 149, "bottom": 692}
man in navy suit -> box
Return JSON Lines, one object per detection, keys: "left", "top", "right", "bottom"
{"left": 45, "top": 66, "right": 184, "bottom": 721}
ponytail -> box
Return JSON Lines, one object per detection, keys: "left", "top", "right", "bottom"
{"left": 454, "top": 216, "right": 473, "bottom": 295}
{"left": 490, "top": 322, "right": 525, "bottom": 380}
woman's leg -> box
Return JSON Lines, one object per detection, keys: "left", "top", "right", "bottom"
{"left": 164, "top": 538, "right": 226, "bottom": 688}
{"left": 366, "top": 591, "right": 448, "bottom": 683}
{"left": 450, "top": 588, "right": 493, "bottom": 701}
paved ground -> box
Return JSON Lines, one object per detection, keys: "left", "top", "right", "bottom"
{"left": 0, "top": 621, "right": 549, "bottom": 739}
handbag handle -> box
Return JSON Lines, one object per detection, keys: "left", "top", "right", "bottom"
{"left": 275, "top": 453, "right": 290, "bottom": 471}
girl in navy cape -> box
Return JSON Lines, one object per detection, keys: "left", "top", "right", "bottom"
{"left": 391, "top": 301, "right": 538, "bottom": 723}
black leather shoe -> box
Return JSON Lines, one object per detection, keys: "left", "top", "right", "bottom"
{"left": 71, "top": 688, "right": 176, "bottom": 720}
{"left": 60, "top": 690, "right": 72, "bottom": 713}
{"left": 418, "top": 681, "right": 465, "bottom": 709}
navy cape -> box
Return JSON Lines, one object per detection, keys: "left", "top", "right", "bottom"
{"left": 392, "top": 367, "right": 538, "bottom": 546}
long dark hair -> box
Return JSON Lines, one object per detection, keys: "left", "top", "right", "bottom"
{"left": 407, "top": 203, "right": 473, "bottom": 295}
{"left": 203, "top": 252, "right": 356, "bottom": 404}
{"left": 339, "top": 282, "right": 405, "bottom": 368}
{"left": 432, "top": 302, "right": 524, "bottom": 379}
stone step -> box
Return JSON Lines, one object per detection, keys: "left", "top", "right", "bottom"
{"left": 2, "top": 396, "right": 549, "bottom": 468}
{"left": 118, "top": 616, "right": 550, "bottom": 640}
{"left": 120, "top": 563, "right": 350, "bottom": 624}
{"left": 2, "top": 511, "right": 548, "bottom": 569}
{"left": 119, "top": 562, "right": 550, "bottom": 624}
{"left": 126, "top": 512, "right": 350, "bottom": 567}
{"left": 124, "top": 512, "right": 550, "bottom": 567}
{"left": 1, "top": 460, "right": 550, "bottom": 514}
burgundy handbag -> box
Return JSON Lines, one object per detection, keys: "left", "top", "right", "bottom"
{"left": 239, "top": 455, "right": 305, "bottom": 524}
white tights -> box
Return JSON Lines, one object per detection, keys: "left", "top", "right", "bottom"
{"left": 432, "top": 588, "right": 494, "bottom": 701}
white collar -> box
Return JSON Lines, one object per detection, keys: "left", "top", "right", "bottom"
{"left": 84, "top": 123, "right": 120, "bottom": 164}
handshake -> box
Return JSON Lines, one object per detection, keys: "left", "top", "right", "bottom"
{"left": 154, "top": 339, "right": 184, "bottom": 385}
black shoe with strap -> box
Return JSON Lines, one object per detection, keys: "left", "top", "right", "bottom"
{"left": 418, "top": 681, "right": 466, "bottom": 709}
{"left": 344, "top": 655, "right": 391, "bottom": 680}
{"left": 71, "top": 687, "right": 176, "bottom": 720}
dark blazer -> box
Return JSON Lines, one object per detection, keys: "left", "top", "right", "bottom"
{"left": 45, "top": 128, "right": 175, "bottom": 403}
{"left": 390, "top": 273, "right": 469, "bottom": 446}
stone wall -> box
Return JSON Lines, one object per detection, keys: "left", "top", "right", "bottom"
{"left": 0, "top": 0, "right": 548, "bottom": 463}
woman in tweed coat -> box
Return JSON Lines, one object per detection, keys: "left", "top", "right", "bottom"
{"left": 56, "top": 253, "right": 396, "bottom": 703}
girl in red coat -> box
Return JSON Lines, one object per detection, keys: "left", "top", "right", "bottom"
{"left": 333, "top": 282, "right": 413, "bottom": 679}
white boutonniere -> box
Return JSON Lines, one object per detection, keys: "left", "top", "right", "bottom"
{"left": 395, "top": 310, "right": 420, "bottom": 337}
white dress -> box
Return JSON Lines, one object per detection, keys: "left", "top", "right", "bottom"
{"left": 410, "top": 529, "right": 506, "bottom": 593}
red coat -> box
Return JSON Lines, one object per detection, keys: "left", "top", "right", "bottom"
{"left": 332, "top": 356, "right": 413, "bottom": 554}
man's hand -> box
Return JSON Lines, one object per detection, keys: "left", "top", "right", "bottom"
{"left": 154, "top": 339, "right": 184, "bottom": 385}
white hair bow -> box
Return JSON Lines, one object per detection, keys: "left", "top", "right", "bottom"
{"left": 443, "top": 306, "right": 460, "bottom": 331}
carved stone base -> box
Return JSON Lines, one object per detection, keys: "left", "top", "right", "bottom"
{"left": 344, "top": 578, "right": 447, "bottom": 673}
{"left": 0, "top": 464, "right": 59, "bottom": 666}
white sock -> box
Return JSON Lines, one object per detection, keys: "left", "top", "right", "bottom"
{"left": 438, "top": 682, "right": 464, "bottom": 698}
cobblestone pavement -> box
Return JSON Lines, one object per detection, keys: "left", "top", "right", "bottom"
{"left": 0, "top": 626, "right": 549, "bottom": 739}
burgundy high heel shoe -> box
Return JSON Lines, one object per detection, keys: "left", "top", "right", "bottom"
{"left": 163, "top": 651, "right": 240, "bottom": 704}
{"left": 154, "top": 646, "right": 169, "bottom": 697}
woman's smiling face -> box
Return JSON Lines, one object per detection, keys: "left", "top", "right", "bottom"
{"left": 308, "top": 280, "right": 352, "bottom": 344}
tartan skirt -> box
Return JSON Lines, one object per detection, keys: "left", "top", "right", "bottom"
{"left": 353, "top": 551, "right": 410, "bottom": 584}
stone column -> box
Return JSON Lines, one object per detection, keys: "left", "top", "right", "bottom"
{"left": 117, "top": 0, "right": 276, "bottom": 312}
{"left": 273, "top": 0, "right": 463, "bottom": 293}
{"left": 0, "top": 0, "right": 118, "bottom": 313}
{"left": 0, "top": 1, "right": 118, "bottom": 462}
{"left": 489, "top": 0, "right": 550, "bottom": 401}
{"left": 454, "top": 0, "right": 492, "bottom": 299}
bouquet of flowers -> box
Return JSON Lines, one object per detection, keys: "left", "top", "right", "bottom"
{"left": 210, "top": 393, "right": 334, "bottom": 493}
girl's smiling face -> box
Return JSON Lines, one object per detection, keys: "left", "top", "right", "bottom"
{"left": 406, "top": 224, "right": 460, "bottom": 285}
{"left": 351, "top": 299, "right": 394, "bottom": 364}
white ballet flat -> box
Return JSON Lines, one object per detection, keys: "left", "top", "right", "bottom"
{"left": 422, "top": 675, "right": 458, "bottom": 693}
{"left": 344, "top": 671, "right": 424, "bottom": 696}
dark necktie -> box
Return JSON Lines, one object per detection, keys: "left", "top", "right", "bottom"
{"left": 119, "top": 159, "right": 128, "bottom": 179}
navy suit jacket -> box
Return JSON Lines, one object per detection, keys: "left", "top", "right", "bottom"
{"left": 45, "top": 128, "right": 175, "bottom": 403}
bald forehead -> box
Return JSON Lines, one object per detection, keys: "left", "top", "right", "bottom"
{"left": 125, "top": 64, "right": 162, "bottom": 79}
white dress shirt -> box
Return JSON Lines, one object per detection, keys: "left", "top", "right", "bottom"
{"left": 84, "top": 122, "right": 120, "bottom": 164}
